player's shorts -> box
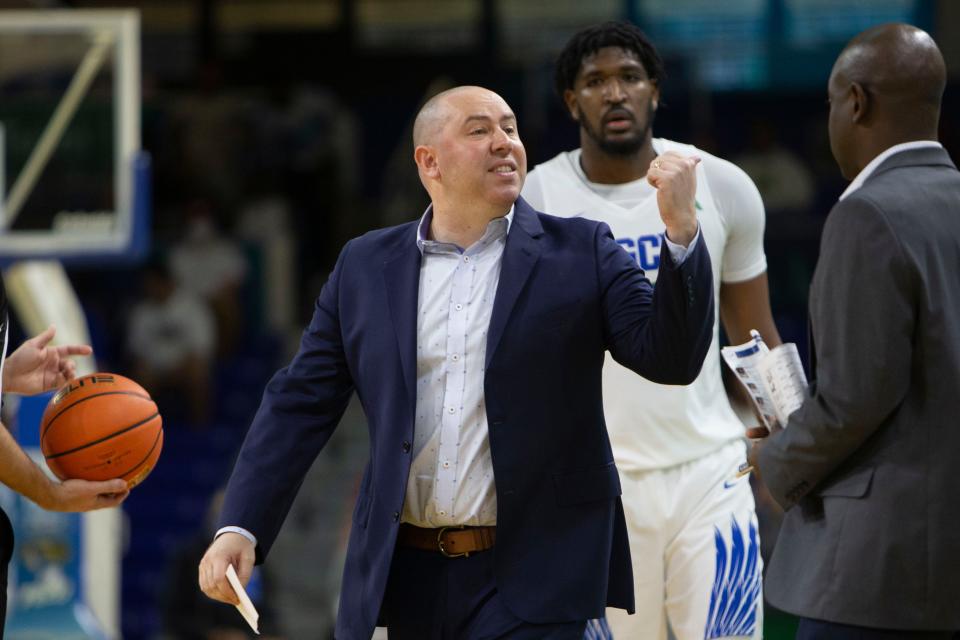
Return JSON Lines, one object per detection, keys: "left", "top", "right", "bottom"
{"left": 604, "top": 439, "right": 763, "bottom": 640}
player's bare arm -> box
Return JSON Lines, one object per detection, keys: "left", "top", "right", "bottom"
{"left": 722, "top": 274, "right": 783, "bottom": 441}
{"left": 720, "top": 274, "right": 782, "bottom": 347}
{"left": 0, "top": 421, "right": 127, "bottom": 511}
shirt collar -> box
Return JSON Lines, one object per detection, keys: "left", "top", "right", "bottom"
{"left": 415, "top": 204, "right": 515, "bottom": 254}
{"left": 839, "top": 140, "right": 943, "bottom": 201}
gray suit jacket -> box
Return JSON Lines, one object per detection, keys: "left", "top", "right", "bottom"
{"left": 758, "top": 146, "right": 960, "bottom": 630}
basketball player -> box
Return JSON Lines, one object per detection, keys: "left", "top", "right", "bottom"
{"left": 523, "top": 22, "right": 781, "bottom": 640}
{"left": 0, "top": 276, "right": 129, "bottom": 633}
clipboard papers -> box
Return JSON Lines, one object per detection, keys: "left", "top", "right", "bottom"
{"left": 721, "top": 330, "right": 809, "bottom": 432}
{"left": 226, "top": 564, "right": 260, "bottom": 634}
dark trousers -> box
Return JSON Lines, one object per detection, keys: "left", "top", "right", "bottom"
{"left": 0, "top": 508, "right": 13, "bottom": 638}
{"left": 381, "top": 546, "right": 587, "bottom": 640}
{"left": 797, "top": 618, "right": 957, "bottom": 640}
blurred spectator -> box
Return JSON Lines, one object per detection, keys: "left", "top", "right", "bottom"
{"left": 169, "top": 61, "right": 248, "bottom": 207}
{"left": 379, "top": 79, "right": 452, "bottom": 228}
{"left": 127, "top": 260, "right": 215, "bottom": 425}
{"left": 735, "top": 119, "right": 815, "bottom": 213}
{"left": 265, "top": 398, "right": 371, "bottom": 638}
{"left": 237, "top": 187, "right": 296, "bottom": 344}
{"left": 168, "top": 199, "right": 249, "bottom": 357}
{"left": 160, "top": 490, "right": 284, "bottom": 640}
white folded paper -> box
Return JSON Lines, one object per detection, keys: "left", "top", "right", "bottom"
{"left": 226, "top": 563, "right": 260, "bottom": 634}
{"left": 721, "top": 329, "right": 809, "bottom": 431}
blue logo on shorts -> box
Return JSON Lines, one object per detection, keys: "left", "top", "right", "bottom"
{"left": 583, "top": 617, "right": 613, "bottom": 639}
{"left": 704, "top": 518, "right": 761, "bottom": 639}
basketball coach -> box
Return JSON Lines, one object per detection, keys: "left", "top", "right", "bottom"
{"left": 199, "top": 85, "right": 715, "bottom": 639}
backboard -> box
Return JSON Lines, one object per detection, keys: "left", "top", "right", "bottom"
{"left": 0, "top": 9, "right": 148, "bottom": 265}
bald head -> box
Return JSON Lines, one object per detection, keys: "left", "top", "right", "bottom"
{"left": 411, "top": 85, "right": 526, "bottom": 226}
{"left": 834, "top": 23, "right": 945, "bottom": 126}
{"left": 413, "top": 86, "right": 496, "bottom": 147}
{"left": 828, "top": 23, "right": 944, "bottom": 179}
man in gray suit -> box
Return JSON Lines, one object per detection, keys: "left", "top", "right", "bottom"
{"left": 750, "top": 23, "right": 960, "bottom": 639}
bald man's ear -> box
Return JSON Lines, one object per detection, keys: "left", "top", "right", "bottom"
{"left": 415, "top": 145, "right": 440, "bottom": 179}
{"left": 563, "top": 89, "right": 580, "bottom": 122}
{"left": 850, "top": 81, "right": 870, "bottom": 124}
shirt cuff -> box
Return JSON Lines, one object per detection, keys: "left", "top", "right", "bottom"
{"left": 663, "top": 225, "right": 701, "bottom": 265}
{"left": 215, "top": 526, "right": 258, "bottom": 547}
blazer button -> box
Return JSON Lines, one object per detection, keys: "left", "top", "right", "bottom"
{"left": 402, "top": 441, "right": 411, "bottom": 453}
{"left": 392, "top": 511, "right": 400, "bottom": 522}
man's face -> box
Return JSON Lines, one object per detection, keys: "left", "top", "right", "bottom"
{"left": 565, "top": 46, "right": 659, "bottom": 156}
{"left": 827, "top": 64, "right": 856, "bottom": 180}
{"left": 431, "top": 89, "right": 527, "bottom": 209}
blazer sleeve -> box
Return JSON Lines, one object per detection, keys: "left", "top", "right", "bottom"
{"left": 758, "top": 194, "right": 916, "bottom": 508}
{"left": 599, "top": 222, "right": 715, "bottom": 385}
{"left": 218, "top": 240, "right": 357, "bottom": 562}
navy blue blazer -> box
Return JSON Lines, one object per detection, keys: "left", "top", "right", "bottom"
{"left": 219, "top": 197, "right": 714, "bottom": 639}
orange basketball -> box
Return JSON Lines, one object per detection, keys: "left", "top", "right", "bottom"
{"left": 40, "top": 372, "right": 163, "bottom": 489}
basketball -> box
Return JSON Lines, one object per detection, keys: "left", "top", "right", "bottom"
{"left": 40, "top": 373, "right": 163, "bottom": 489}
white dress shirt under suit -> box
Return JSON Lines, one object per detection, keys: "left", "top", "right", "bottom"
{"left": 220, "top": 203, "right": 697, "bottom": 543}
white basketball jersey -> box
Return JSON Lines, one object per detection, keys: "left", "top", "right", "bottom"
{"left": 523, "top": 139, "right": 767, "bottom": 470}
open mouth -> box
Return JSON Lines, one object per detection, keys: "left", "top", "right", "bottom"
{"left": 603, "top": 110, "right": 634, "bottom": 132}
{"left": 490, "top": 163, "right": 517, "bottom": 175}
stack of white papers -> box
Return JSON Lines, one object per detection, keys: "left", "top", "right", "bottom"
{"left": 721, "top": 330, "right": 809, "bottom": 431}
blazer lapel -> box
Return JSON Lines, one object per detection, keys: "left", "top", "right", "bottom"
{"left": 383, "top": 241, "right": 421, "bottom": 412}
{"left": 485, "top": 199, "right": 543, "bottom": 369}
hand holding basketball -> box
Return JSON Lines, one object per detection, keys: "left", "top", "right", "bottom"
{"left": 40, "top": 372, "right": 163, "bottom": 489}
{"left": 3, "top": 325, "right": 93, "bottom": 395}
{"left": 40, "top": 477, "right": 130, "bottom": 512}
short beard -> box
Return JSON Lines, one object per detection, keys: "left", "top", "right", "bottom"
{"left": 581, "top": 103, "right": 656, "bottom": 157}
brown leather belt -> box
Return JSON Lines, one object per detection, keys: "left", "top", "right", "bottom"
{"left": 397, "top": 523, "right": 496, "bottom": 558}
